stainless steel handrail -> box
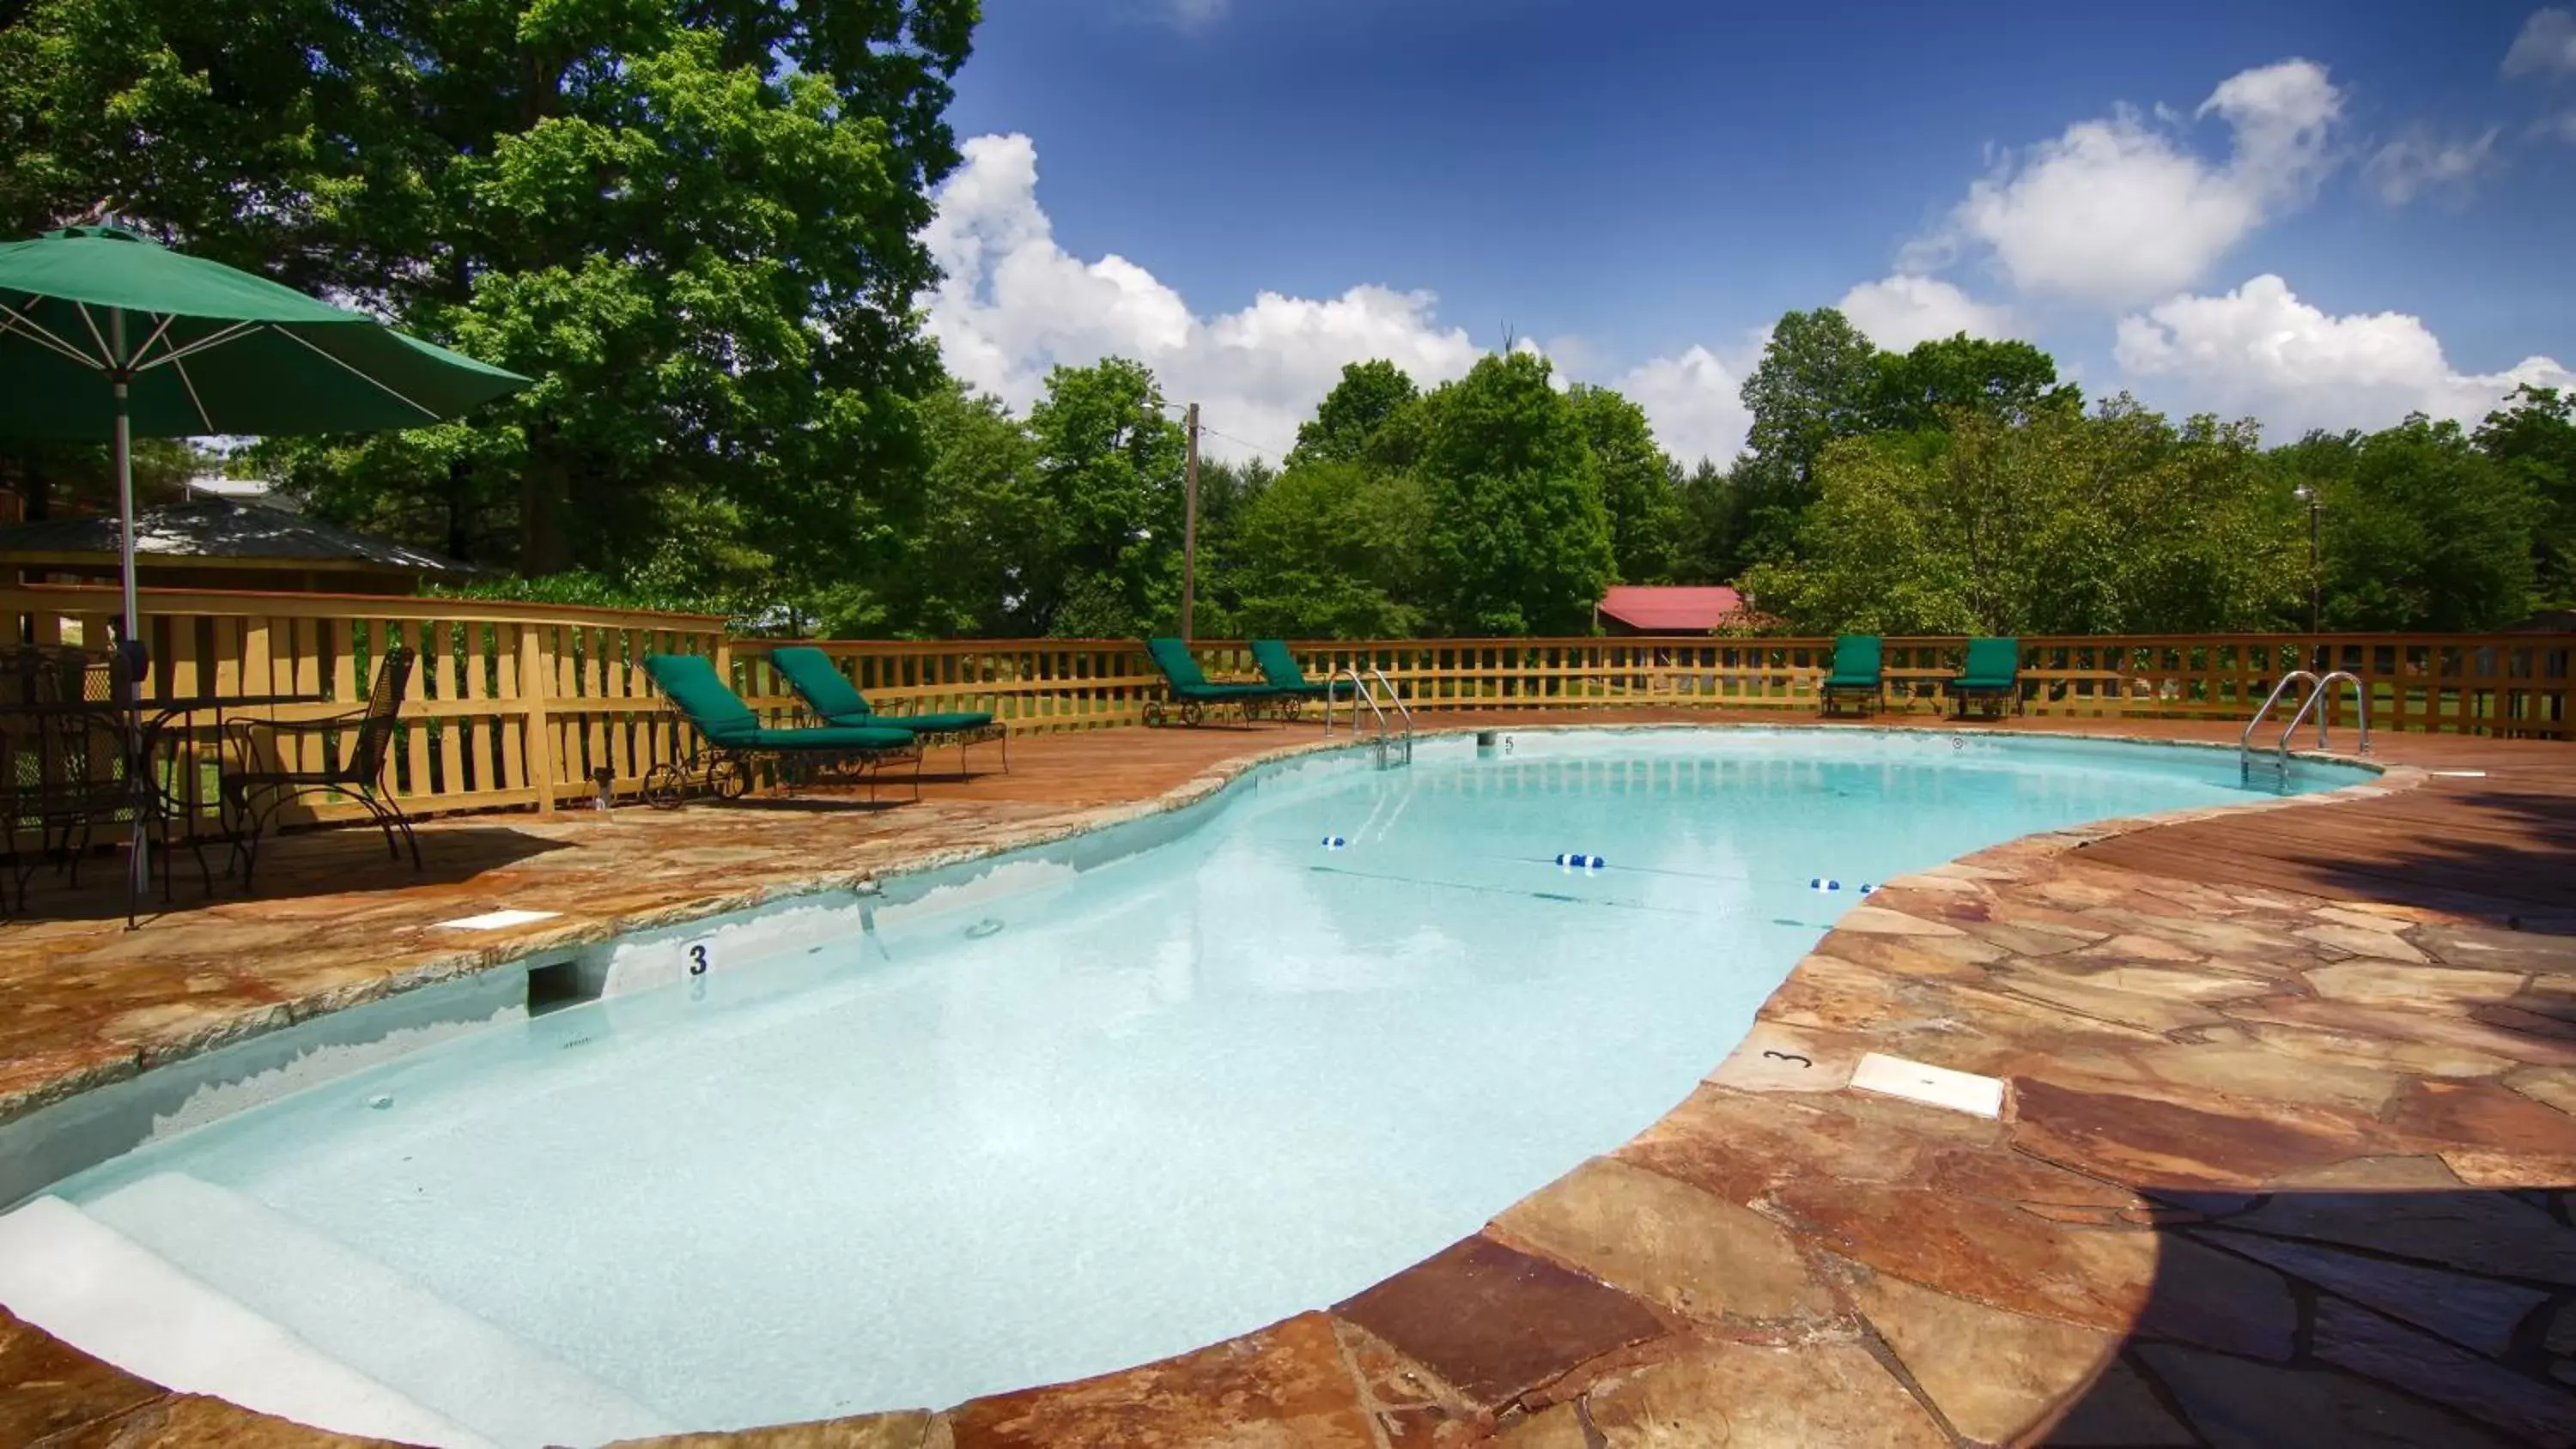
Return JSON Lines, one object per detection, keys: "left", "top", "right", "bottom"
{"left": 1332, "top": 664, "right": 1412, "bottom": 767}
{"left": 2239, "top": 670, "right": 2318, "bottom": 759}
{"left": 2276, "top": 669, "right": 2370, "bottom": 760}
{"left": 1368, "top": 666, "right": 1413, "bottom": 765}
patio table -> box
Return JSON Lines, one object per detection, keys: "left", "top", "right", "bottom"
{"left": 0, "top": 690, "right": 327, "bottom": 917}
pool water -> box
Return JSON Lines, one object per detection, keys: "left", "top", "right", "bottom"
{"left": 7, "top": 730, "right": 2365, "bottom": 1446}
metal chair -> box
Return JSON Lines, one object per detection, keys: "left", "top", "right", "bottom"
{"left": 0, "top": 644, "right": 145, "bottom": 912}
{"left": 222, "top": 646, "right": 419, "bottom": 889}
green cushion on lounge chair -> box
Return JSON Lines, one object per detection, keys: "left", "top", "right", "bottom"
{"left": 1250, "top": 639, "right": 1338, "bottom": 698}
{"left": 738, "top": 723, "right": 918, "bottom": 750}
{"left": 1822, "top": 634, "right": 1883, "bottom": 688}
{"left": 1145, "top": 637, "right": 1274, "bottom": 699}
{"left": 1955, "top": 636, "right": 2020, "bottom": 688}
{"left": 642, "top": 653, "right": 765, "bottom": 745}
{"left": 644, "top": 653, "right": 915, "bottom": 751}
{"left": 769, "top": 646, "right": 996, "bottom": 732}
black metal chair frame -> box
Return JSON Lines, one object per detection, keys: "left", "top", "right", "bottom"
{"left": 0, "top": 643, "right": 215, "bottom": 914}
{"left": 1943, "top": 681, "right": 2023, "bottom": 718}
{"left": 639, "top": 707, "right": 925, "bottom": 810}
{"left": 220, "top": 646, "right": 420, "bottom": 889}
{"left": 858, "top": 709, "right": 1011, "bottom": 773}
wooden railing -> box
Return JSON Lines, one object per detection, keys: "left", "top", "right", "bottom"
{"left": 1259, "top": 635, "right": 2574, "bottom": 739}
{"left": 7, "top": 583, "right": 2569, "bottom": 829}
{"left": 2, "top": 584, "right": 726, "bottom": 823}
{"left": 744, "top": 633, "right": 2573, "bottom": 740}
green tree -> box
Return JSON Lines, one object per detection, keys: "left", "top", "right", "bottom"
{"left": 2476, "top": 386, "right": 2576, "bottom": 608}
{"left": 1733, "top": 307, "right": 1883, "bottom": 563}
{"left": 834, "top": 379, "right": 1048, "bottom": 638}
{"left": 2282, "top": 419, "right": 2537, "bottom": 631}
{"left": 1744, "top": 398, "right": 2301, "bottom": 635}
{"left": 1417, "top": 351, "right": 1614, "bottom": 634}
{"left": 1868, "top": 335, "right": 2081, "bottom": 433}
{"left": 4, "top": 0, "right": 979, "bottom": 600}
{"left": 1286, "top": 361, "right": 1420, "bottom": 470}
{"left": 1566, "top": 384, "right": 1680, "bottom": 584}
{"left": 1025, "top": 358, "right": 1186, "bottom": 637}
{"left": 1230, "top": 464, "right": 1428, "bottom": 638}
{"left": 1738, "top": 308, "right": 1883, "bottom": 493}
{"left": 1671, "top": 457, "right": 1756, "bottom": 584}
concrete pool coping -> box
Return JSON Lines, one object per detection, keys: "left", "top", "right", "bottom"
{"left": 4, "top": 716, "right": 2574, "bottom": 1447}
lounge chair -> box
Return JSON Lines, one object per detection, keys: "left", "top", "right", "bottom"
{"left": 1818, "top": 634, "right": 1884, "bottom": 716}
{"left": 640, "top": 653, "right": 921, "bottom": 807}
{"left": 1944, "top": 637, "right": 2021, "bottom": 718}
{"left": 1142, "top": 636, "right": 1282, "bottom": 727}
{"left": 767, "top": 645, "right": 1007, "bottom": 773}
{"left": 1249, "top": 640, "right": 1350, "bottom": 717}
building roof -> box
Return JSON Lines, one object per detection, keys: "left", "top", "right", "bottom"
{"left": 0, "top": 498, "right": 477, "bottom": 576}
{"left": 1596, "top": 585, "right": 1747, "bottom": 632}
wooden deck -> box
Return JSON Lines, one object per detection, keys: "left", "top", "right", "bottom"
{"left": 3, "top": 712, "right": 2574, "bottom": 1449}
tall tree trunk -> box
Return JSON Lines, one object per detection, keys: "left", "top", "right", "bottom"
{"left": 519, "top": 450, "right": 570, "bottom": 575}
{"left": 443, "top": 459, "right": 477, "bottom": 563}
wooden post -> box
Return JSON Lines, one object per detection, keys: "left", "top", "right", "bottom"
{"left": 1181, "top": 402, "right": 1200, "bottom": 642}
{"left": 520, "top": 624, "right": 558, "bottom": 815}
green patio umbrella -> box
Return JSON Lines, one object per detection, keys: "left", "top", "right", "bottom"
{"left": 0, "top": 223, "right": 529, "bottom": 910}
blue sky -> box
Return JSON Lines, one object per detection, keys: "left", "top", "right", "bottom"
{"left": 928, "top": 1, "right": 2576, "bottom": 463}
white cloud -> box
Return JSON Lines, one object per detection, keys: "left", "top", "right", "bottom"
{"left": 2505, "top": 8, "right": 2576, "bottom": 77}
{"left": 2537, "top": 109, "right": 2576, "bottom": 143}
{"left": 921, "top": 133, "right": 1762, "bottom": 464}
{"left": 2112, "top": 274, "right": 2574, "bottom": 438}
{"left": 2363, "top": 125, "right": 2504, "bottom": 204}
{"left": 921, "top": 134, "right": 1482, "bottom": 461}
{"left": 1925, "top": 59, "right": 2343, "bottom": 308}
{"left": 1835, "top": 276, "right": 2014, "bottom": 352}
{"left": 1612, "top": 347, "right": 1754, "bottom": 467}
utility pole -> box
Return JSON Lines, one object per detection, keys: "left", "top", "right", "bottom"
{"left": 2308, "top": 490, "right": 2323, "bottom": 636}
{"left": 1182, "top": 401, "right": 1200, "bottom": 642}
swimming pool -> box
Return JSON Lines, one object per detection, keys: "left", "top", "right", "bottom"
{"left": 0, "top": 728, "right": 2369, "bottom": 1447}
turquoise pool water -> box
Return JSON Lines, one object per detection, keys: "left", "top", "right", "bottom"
{"left": 6, "top": 729, "right": 2366, "bottom": 1446}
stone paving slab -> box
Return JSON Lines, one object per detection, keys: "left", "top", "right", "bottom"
{"left": 6, "top": 717, "right": 2576, "bottom": 1446}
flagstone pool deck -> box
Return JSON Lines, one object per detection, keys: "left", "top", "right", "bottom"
{"left": 5, "top": 712, "right": 2576, "bottom": 1448}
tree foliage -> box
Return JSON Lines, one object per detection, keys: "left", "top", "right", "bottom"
{"left": 2275, "top": 419, "right": 2537, "bottom": 632}
{"left": 1287, "top": 361, "right": 1420, "bottom": 471}
{"left": 1025, "top": 358, "right": 1186, "bottom": 637}
{"left": 1744, "top": 399, "right": 2303, "bottom": 635}
{"left": 1417, "top": 351, "right": 1615, "bottom": 634}
{"left": 1568, "top": 384, "right": 1680, "bottom": 585}
{"left": 1230, "top": 464, "right": 1427, "bottom": 638}
{"left": 3, "top": 0, "right": 979, "bottom": 603}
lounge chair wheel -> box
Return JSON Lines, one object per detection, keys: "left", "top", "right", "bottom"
{"left": 1180, "top": 700, "right": 1206, "bottom": 728}
{"left": 708, "top": 756, "right": 750, "bottom": 800}
{"left": 642, "top": 763, "right": 686, "bottom": 810}
{"left": 1143, "top": 700, "right": 1167, "bottom": 728}
{"left": 1277, "top": 698, "right": 1303, "bottom": 721}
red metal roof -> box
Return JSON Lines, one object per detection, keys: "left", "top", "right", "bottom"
{"left": 1596, "top": 585, "right": 1746, "bottom": 632}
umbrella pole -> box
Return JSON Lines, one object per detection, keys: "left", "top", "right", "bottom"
{"left": 111, "top": 306, "right": 147, "bottom": 927}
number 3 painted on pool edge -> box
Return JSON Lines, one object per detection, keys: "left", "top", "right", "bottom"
{"left": 688, "top": 943, "right": 710, "bottom": 976}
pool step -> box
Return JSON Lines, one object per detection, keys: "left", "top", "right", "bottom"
{"left": 0, "top": 1193, "right": 486, "bottom": 1447}
{"left": 10, "top": 1174, "right": 681, "bottom": 1448}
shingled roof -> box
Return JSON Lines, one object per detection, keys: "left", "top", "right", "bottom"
{"left": 0, "top": 498, "right": 477, "bottom": 577}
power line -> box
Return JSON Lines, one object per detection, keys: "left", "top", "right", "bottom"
{"left": 1198, "top": 423, "right": 1292, "bottom": 460}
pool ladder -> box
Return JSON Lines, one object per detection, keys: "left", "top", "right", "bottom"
{"left": 1330, "top": 665, "right": 1413, "bottom": 768}
{"left": 2239, "top": 669, "right": 2370, "bottom": 783}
